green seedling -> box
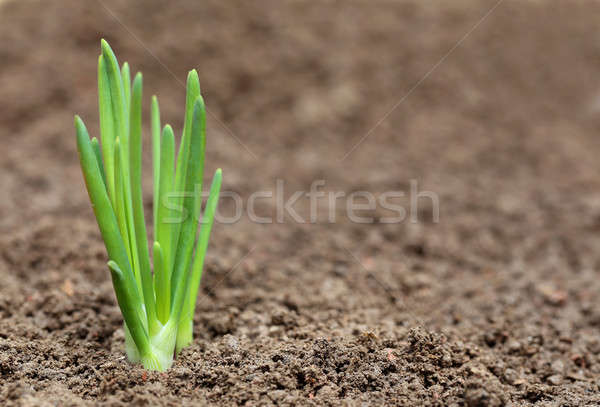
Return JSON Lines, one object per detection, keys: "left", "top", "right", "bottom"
{"left": 75, "top": 40, "right": 222, "bottom": 371}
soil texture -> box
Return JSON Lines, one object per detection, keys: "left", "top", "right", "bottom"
{"left": 2, "top": 0, "right": 600, "bottom": 405}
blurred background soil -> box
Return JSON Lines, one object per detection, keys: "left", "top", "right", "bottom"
{"left": 2, "top": 0, "right": 600, "bottom": 405}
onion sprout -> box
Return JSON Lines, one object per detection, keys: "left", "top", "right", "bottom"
{"left": 74, "top": 40, "right": 222, "bottom": 371}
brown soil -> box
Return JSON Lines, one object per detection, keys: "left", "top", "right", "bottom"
{"left": 2, "top": 0, "right": 600, "bottom": 405}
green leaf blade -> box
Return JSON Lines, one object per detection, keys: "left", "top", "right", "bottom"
{"left": 151, "top": 96, "right": 161, "bottom": 237}
{"left": 121, "top": 62, "right": 131, "bottom": 112}
{"left": 98, "top": 55, "right": 116, "bottom": 202}
{"left": 170, "top": 96, "right": 206, "bottom": 322}
{"left": 171, "top": 71, "right": 201, "bottom": 266}
{"left": 75, "top": 117, "right": 131, "bottom": 279}
{"left": 153, "top": 242, "right": 169, "bottom": 324}
{"left": 177, "top": 168, "right": 221, "bottom": 351}
{"left": 91, "top": 137, "right": 107, "bottom": 188}
{"left": 75, "top": 116, "right": 148, "bottom": 356}
{"left": 157, "top": 125, "right": 175, "bottom": 273}
{"left": 129, "top": 72, "right": 158, "bottom": 334}
{"left": 108, "top": 260, "right": 151, "bottom": 357}
{"left": 101, "top": 39, "right": 128, "bottom": 143}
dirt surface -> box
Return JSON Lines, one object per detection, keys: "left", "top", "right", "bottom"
{"left": 2, "top": 0, "right": 600, "bottom": 405}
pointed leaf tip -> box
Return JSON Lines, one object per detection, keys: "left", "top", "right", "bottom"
{"left": 107, "top": 260, "right": 123, "bottom": 277}
{"left": 193, "top": 95, "right": 205, "bottom": 109}
{"left": 101, "top": 39, "right": 118, "bottom": 62}
{"left": 187, "top": 70, "right": 201, "bottom": 93}
{"left": 74, "top": 116, "right": 88, "bottom": 134}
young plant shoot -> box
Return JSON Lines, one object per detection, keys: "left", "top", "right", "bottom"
{"left": 75, "top": 40, "right": 222, "bottom": 371}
